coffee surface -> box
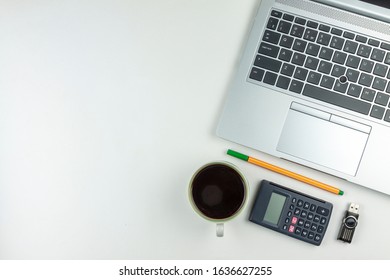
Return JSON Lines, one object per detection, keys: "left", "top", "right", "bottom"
{"left": 191, "top": 164, "right": 245, "bottom": 220}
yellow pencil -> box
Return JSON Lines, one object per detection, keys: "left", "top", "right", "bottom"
{"left": 227, "top": 149, "right": 343, "bottom": 195}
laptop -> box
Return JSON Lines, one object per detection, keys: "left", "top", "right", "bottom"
{"left": 217, "top": 0, "right": 390, "bottom": 196}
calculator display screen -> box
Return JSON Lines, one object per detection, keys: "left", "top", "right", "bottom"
{"left": 263, "top": 192, "right": 287, "bottom": 225}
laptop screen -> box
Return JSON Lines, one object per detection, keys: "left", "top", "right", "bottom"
{"left": 361, "top": 0, "right": 390, "bottom": 9}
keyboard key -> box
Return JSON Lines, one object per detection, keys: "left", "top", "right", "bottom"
{"left": 281, "top": 63, "right": 295, "bottom": 76}
{"left": 249, "top": 67, "right": 265, "bottom": 82}
{"left": 318, "top": 60, "right": 332, "bottom": 74}
{"left": 343, "top": 40, "right": 358, "bottom": 54}
{"left": 371, "top": 48, "right": 385, "bottom": 62}
{"left": 380, "top": 42, "right": 390, "bottom": 51}
{"left": 259, "top": 42, "right": 280, "bottom": 58}
{"left": 334, "top": 80, "right": 348, "bottom": 93}
{"left": 291, "top": 52, "right": 306, "bottom": 66}
{"left": 303, "top": 84, "right": 371, "bottom": 115}
{"left": 263, "top": 30, "right": 281, "bottom": 44}
{"left": 289, "top": 79, "right": 304, "bottom": 93}
{"left": 267, "top": 17, "right": 279, "bottom": 30}
{"left": 374, "top": 92, "right": 390, "bottom": 106}
{"left": 358, "top": 73, "right": 374, "bottom": 87}
{"left": 304, "top": 57, "right": 319, "bottom": 70}
{"left": 332, "top": 51, "right": 347, "bottom": 64}
{"left": 320, "top": 75, "right": 335, "bottom": 89}
{"left": 384, "top": 110, "right": 390, "bottom": 122}
{"left": 319, "top": 24, "right": 331, "bottom": 32}
{"left": 271, "top": 10, "right": 282, "bottom": 18}
{"left": 368, "top": 39, "right": 380, "bottom": 47}
{"left": 347, "top": 84, "right": 362, "bottom": 97}
{"left": 359, "top": 59, "right": 374, "bottom": 73}
{"left": 278, "top": 20, "right": 292, "bottom": 34}
{"left": 346, "top": 55, "right": 361, "bottom": 69}
{"left": 281, "top": 62, "right": 295, "bottom": 76}
{"left": 254, "top": 55, "right": 282, "bottom": 72}
{"left": 370, "top": 105, "right": 385, "bottom": 119}
{"left": 331, "top": 28, "right": 343, "bottom": 36}
{"left": 294, "top": 67, "right": 308, "bottom": 81}
{"left": 307, "top": 20, "right": 319, "bottom": 29}
{"left": 303, "top": 28, "right": 318, "bottom": 42}
{"left": 317, "top": 32, "right": 331, "bottom": 46}
{"left": 319, "top": 47, "right": 333, "bottom": 60}
{"left": 276, "top": 75, "right": 291, "bottom": 89}
{"left": 331, "top": 65, "right": 346, "bottom": 77}
{"left": 263, "top": 71, "right": 278, "bottom": 85}
{"left": 330, "top": 36, "right": 345, "bottom": 50}
{"left": 356, "top": 35, "right": 368, "bottom": 43}
{"left": 346, "top": 69, "right": 359, "bottom": 83}
{"left": 357, "top": 44, "right": 372, "bottom": 58}
{"left": 279, "top": 48, "right": 293, "bottom": 62}
{"left": 343, "top": 31, "right": 355, "bottom": 39}
{"left": 361, "top": 88, "right": 376, "bottom": 102}
{"left": 372, "top": 77, "right": 387, "bottom": 91}
{"left": 384, "top": 53, "right": 390, "bottom": 65}
{"left": 306, "top": 43, "right": 320, "bottom": 56}
{"left": 280, "top": 35, "right": 294, "bottom": 48}
{"left": 295, "top": 17, "right": 306, "bottom": 25}
{"left": 291, "top": 24, "right": 305, "bottom": 38}
{"left": 373, "top": 63, "right": 388, "bottom": 77}
{"left": 292, "top": 39, "right": 307, "bottom": 52}
{"left": 283, "top": 13, "right": 294, "bottom": 21}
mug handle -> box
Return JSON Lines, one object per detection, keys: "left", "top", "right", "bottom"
{"left": 216, "top": 223, "right": 224, "bottom": 237}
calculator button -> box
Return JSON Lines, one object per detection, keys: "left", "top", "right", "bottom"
{"left": 302, "top": 229, "right": 308, "bottom": 237}
{"left": 318, "top": 226, "right": 324, "bottom": 233}
{"left": 292, "top": 216, "right": 298, "bottom": 224}
{"left": 314, "top": 215, "right": 321, "bottom": 223}
{"left": 310, "top": 204, "right": 316, "bottom": 212}
{"left": 304, "top": 221, "right": 311, "bottom": 228}
{"left": 295, "top": 227, "right": 302, "bottom": 235}
{"left": 289, "top": 225, "right": 295, "bottom": 233}
{"left": 307, "top": 212, "right": 314, "bottom": 220}
{"left": 301, "top": 210, "right": 307, "bottom": 218}
{"left": 294, "top": 208, "right": 301, "bottom": 215}
{"left": 283, "top": 224, "right": 288, "bottom": 230}
{"left": 314, "top": 234, "right": 321, "bottom": 242}
{"left": 297, "top": 200, "right": 304, "bottom": 207}
{"left": 292, "top": 197, "right": 297, "bottom": 203}
{"left": 320, "top": 217, "right": 327, "bottom": 224}
{"left": 308, "top": 232, "right": 315, "bottom": 239}
{"left": 298, "top": 219, "right": 305, "bottom": 226}
{"left": 311, "top": 223, "right": 318, "bottom": 231}
{"left": 303, "top": 202, "right": 310, "bottom": 209}
{"left": 285, "top": 217, "right": 290, "bottom": 223}
{"left": 316, "top": 206, "right": 330, "bottom": 216}
{"left": 287, "top": 211, "right": 292, "bottom": 217}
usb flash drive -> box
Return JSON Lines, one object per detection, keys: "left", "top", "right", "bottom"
{"left": 337, "top": 203, "right": 359, "bottom": 243}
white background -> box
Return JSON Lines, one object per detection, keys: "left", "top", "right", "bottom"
{"left": 0, "top": 0, "right": 389, "bottom": 259}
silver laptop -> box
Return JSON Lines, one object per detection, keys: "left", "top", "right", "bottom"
{"left": 217, "top": 0, "right": 390, "bottom": 195}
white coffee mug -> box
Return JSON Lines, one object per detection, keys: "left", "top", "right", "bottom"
{"left": 188, "top": 161, "right": 248, "bottom": 237}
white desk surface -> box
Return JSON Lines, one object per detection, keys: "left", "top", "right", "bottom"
{"left": 0, "top": 0, "right": 389, "bottom": 260}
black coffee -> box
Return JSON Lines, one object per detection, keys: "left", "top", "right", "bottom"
{"left": 191, "top": 164, "right": 245, "bottom": 220}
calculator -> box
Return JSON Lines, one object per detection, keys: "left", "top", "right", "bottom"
{"left": 249, "top": 180, "right": 333, "bottom": 246}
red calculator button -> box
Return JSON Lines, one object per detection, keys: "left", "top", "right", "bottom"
{"left": 289, "top": 225, "right": 295, "bottom": 233}
{"left": 292, "top": 216, "right": 298, "bottom": 224}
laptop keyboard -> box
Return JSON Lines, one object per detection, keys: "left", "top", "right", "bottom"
{"left": 249, "top": 9, "right": 390, "bottom": 123}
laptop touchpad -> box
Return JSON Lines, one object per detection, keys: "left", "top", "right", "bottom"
{"left": 277, "top": 103, "right": 371, "bottom": 176}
